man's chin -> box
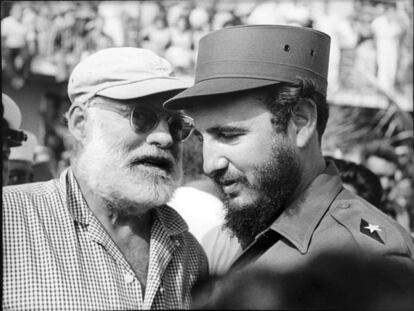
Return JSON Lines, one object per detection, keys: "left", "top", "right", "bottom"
{"left": 133, "top": 165, "right": 170, "bottom": 179}
{"left": 132, "top": 164, "right": 182, "bottom": 185}
{"left": 224, "top": 191, "right": 260, "bottom": 211}
{"left": 86, "top": 170, "right": 180, "bottom": 214}
{"left": 107, "top": 182, "right": 176, "bottom": 215}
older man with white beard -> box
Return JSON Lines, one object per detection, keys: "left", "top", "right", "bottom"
{"left": 3, "top": 47, "right": 207, "bottom": 310}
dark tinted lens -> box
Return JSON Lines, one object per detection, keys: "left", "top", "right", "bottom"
{"left": 168, "top": 115, "right": 194, "bottom": 142}
{"left": 131, "top": 107, "right": 159, "bottom": 133}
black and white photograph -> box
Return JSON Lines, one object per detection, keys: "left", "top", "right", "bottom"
{"left": 2, "top": 0, "right": 413, "bottom": 309}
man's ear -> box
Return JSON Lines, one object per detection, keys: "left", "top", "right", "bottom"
{"left": 67, "top": 105, "right": 87, "bottom": 142}
{"left": 290, "top": 99, "right": 317, "bottom": 148}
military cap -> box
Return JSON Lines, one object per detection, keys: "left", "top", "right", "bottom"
{"left": 165, "top": 25, "right": 331, "bottom": 109}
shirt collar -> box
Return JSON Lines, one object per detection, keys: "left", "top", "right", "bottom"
{"left": 60, "top": 168, "right": 188, "bottom": 235}
{"left": 154, "top": 205, "right": 189, "bottom": 236}
{"left": 269, "top": 161, "right": 343, "bottom": 254}
{"left": 61, "top": 168, "right": 92, "bottom": 225}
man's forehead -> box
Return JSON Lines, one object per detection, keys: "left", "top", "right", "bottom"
{"left": 186, "top": 96, "right": 270, "bottom": 130}
{"left": 96, "top": 96, "right": 162, "bottom": 107}
{"left": 94, "top": 94, "right": 177, "bottom": 113}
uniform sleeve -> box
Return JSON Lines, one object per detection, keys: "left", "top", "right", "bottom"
{"left": 330, "top": 197, "right": 414, "bottom": 267}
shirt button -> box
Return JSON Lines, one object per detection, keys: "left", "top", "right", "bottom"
{"left": 124, "top": 273, "right": 135, "bottom": 284}
{"left": 174, "top": 239, "right": 180, "bottom": 247}
{"left": 338, "top": 202, "right": 350, "bottom": 209}
{"left": 160, "top": 286, "right": 165, "bottom": 293}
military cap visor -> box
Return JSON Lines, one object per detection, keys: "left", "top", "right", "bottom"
{"left": 165, "top": 78, "right": 281, "bottom": 108}
{"left": 165, "top": 25, "right": 331, "bottom": 109}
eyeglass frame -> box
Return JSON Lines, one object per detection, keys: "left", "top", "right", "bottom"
{"left": 70, "top": 97, "right": 195, "bottom": 142}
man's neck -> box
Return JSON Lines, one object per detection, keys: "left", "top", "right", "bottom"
{"left": 73, "top": 171, "right": 152, "bottom": 238}
{"left": 289, "top": 152, "right": 326, "bottom": 206}
{"left": 74, "top": 171, "right": 153, "bottom": 292}
{"left": 100, "top": 210, "right": 152, "bottom": 296}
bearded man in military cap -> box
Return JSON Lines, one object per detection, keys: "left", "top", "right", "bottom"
{"left": 164, "top": 25, "right": 414, "bottom": 275}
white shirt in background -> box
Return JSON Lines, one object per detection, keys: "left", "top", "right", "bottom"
{"left": 169, "top": 186, "right": 225, "bottom": 243}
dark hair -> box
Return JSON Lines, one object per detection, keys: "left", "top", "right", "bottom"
{"left": 325, "top": 156, "right": 383, "bottom": 207}
{"left": 260, "top": 78, "right": 329, "bottom": 141}
{"left": 186, "top": 78, "right": 328, "bottom": 140}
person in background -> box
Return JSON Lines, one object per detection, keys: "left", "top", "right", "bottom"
{"left": 169, "top": 175, "right": 225, "bottom": 244}
{"left": 371, "top": 2, "right": 403, "bottom": 91}
{"left": 3, "top": 47, "right": 207, "bottom": 310}
{"left": 141, "top": 13, "right": 171, "bottom": 58}
{"left": 390, "top": 178, "right": 414, "bottom": 236}
{"left": 362, "top": 142, "right": 400, "bottom": 200}
{"left": 2, "top": 93, "right": 27, "bottom": 186}
{"left": 8, "top": 130, "right": 37, "bottom": 185}
{"left": 1, "top": 3, "right": 31, "bottom": 89}
{"left": 83, "top": 15, "right": 114, "bottom": 57}
{"left": 362, "top": 141, "right": 411, "bottom": 231}
{"left": 188, "top": 6, "right": 211, "bottom": 53}
{"left": 324, "top": 156, "right": 383, "bottom": 208}
{"left": 164, "top": 25, "right": 414, "bottom": 276}
{"left": 31, "top": 144, "right": 57, "bottom": 182}
{"left": 394, "top": 145, "right": 413, "bottom": 171}
{"left": 324, "top": 156, "right": 413, "bottom": 231}
{"left": 165, "top": 13, "right": 195, "bottom": 76}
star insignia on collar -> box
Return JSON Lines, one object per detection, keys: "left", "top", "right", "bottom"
{"left": 360, "top": 219, "right": 384, "bottom": 244}
{"left": 364, "top": 223, "right": 381, "bottom": 234}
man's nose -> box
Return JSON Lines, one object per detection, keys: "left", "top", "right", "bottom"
{"left": 146, "top": 118, "right": 174, "bottom": 148}
{"left": 202, "top": 141, "right": 229, "bottom": 176}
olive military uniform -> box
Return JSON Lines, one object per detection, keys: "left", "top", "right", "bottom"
{"left": 202, "top": 161, "right": 414, "bottom": 275}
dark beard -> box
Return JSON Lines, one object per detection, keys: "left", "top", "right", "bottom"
{"left": 222, "top": 143, "right": 301, "bottom": 249}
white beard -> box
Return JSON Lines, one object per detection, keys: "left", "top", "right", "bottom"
{"left": 75, "top": 121, "right": 182, "bottom": 216}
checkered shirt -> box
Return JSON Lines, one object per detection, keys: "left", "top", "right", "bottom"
{"left": 3, "top": 168, "right": 208, "bottom": 310}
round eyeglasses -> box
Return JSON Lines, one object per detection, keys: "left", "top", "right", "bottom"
{"left": 130, "top": 106, "right": 194, "bottom": 142}
{"left": 84, "top": 100, "right": 195, "bottom": 142}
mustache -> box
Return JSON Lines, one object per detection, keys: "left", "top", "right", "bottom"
{"left": 128, "top": 150, "right": 177, "bottom": 170}
{"left": 212, "top": 170, "right": 247, "bottom": 186}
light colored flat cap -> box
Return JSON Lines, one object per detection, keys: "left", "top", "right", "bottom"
{"left": 67, "top": 47, "right": 192, "bottom": 105}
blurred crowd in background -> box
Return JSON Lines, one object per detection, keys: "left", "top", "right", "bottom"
{"left": 2, "top": 0, "right": 413, "bottom": 234}
{"left": 1, "top": 0, "right": 412, "bottom": 94}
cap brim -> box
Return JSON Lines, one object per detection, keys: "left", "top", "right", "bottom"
{"left": 97, "top": 77, "right": 193, "bottom": 100}
{"left": 164, "top": 78, "right": 281, "bottom": 109}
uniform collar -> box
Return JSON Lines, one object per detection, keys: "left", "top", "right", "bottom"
{"left": 269, "top": 161, "right": 343, "bottom": 253}
{"left": 60, "top": 168, "right": 188, "bottom": 235}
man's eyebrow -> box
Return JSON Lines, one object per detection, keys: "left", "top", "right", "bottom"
{"left": 206, "top": 125, "right": 248, "bottom": 134}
